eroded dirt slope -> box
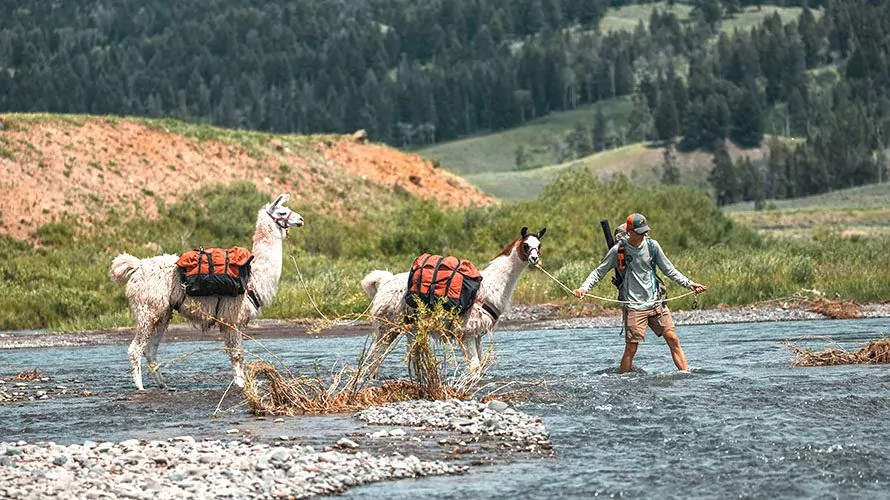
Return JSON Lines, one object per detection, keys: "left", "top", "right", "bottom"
{"left": 0, "top": 116, "right": 496, "bottom": 241}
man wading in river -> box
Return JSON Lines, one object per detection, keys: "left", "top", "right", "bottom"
{"left": 573, "top": 213, "right": 708, "bottom": 373}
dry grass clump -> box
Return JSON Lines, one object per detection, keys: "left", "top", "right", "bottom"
{"left": 808, "top": 296, "right": 862, "bottom": 319}
{"left": 758, "top": 289, "right": 863, "bottom": 319}
{"left": 15, "top": 368, "right": 43, "bottom": 381}
{"left": 786, "top": 337, "right": 890, "bottom": 366}
{"left": 242, "top": 303, "right": 487, "bottom": 416}
{"left": 242, "top": 362, "right": 429, "bottom": 415}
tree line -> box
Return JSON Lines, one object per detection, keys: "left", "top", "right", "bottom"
{"left": 0, "top": 0, "right": 887, "bottom": 203}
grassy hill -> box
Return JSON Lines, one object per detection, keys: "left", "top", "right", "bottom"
{"left": 418, "top": 98, "right": 634, "bottom": 176}
{"left": 458, "top": 139, "right": 781, "bottom": 201}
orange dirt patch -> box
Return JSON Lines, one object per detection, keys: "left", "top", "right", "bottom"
{"left": 0, "top": 117, "right": 497, "bottom": 241}
{"left": 318, "top": 139, "right": 489, "bottom": 209}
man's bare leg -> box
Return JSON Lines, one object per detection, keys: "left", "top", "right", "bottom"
{"left": 620, "top": 342, "right": 638, "bottom": 373}
{"left": 663, "top": 330, "right": 688, "bottom": 371}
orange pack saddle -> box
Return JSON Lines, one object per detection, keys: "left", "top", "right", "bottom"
{"left": 176, "top": 247, "right": 253, "bottom": 297}
{"left": 405, "top": 253, "right": 483, "bottom": 315}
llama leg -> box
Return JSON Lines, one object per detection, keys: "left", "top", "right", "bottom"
{"left": 222, "top": 325, "right": 246, "bottom": 388}
{"left": 146, "top": 312, "right": 171, "bottom": 389}
{"left": 128, "top": 310, "right": 154, "bottom": 391}
{"left": 461, "top": 334, "right": 481, "bottom": 371}
{"left": 127, "top": 338, "right": 146, "bottom": 391}
{"left": 474, "top": 335, "right": 483, "bottom": 366}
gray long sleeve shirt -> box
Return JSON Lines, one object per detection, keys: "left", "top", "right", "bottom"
{"left": 579, "top": 237, "right": 692, "bottom": 311}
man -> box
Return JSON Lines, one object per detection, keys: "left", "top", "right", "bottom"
{"left": 573, "top": 213, "right": 708, "bottom": 373}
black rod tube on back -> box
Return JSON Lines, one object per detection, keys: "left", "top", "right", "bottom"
{"left": 600, "top": 219, "right": 623, "bottom": 290}
{"left": 600, "top": 219, "right": 615, "bottom": 250}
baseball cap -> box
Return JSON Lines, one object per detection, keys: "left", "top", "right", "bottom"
{"left": 626, "top": 213, "right": 650, "bottom": 235}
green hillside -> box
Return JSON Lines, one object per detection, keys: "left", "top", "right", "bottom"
{"left": 417, "top": 98, "right": 634, "bottom": 176}
{"left": 458, "top": 139, "right": 778, "bottom": 201}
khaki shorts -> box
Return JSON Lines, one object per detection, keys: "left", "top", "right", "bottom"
{"left": 624, "top": 305, "right": 675, "bottom": 343}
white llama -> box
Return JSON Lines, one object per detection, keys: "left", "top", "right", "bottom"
{"left": 361, "top": 226, "right": 546, "bottom": 372}
{"left": 110, "top": 194, "right": 303, "bottom": 391}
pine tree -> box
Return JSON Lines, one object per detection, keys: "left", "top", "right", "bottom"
{"left": 661, "top": 142, "right": 681, "bottom": 185}
{"left": 766, "top": 137, "right": 790, "bottom": 199}
{"left": 710, "top": 145, "right": 740, "bottom": 206}
{"left": 593, "top": 107, "right": 607, "bottom": 152}
{"left": 787, "top": 87, "right": 808, "bottom": 137}
{"left": 731, "top": 84, "right": 765, "bottom": 148}
{"left": 628, "top": 90, "right": 654, "bottom": 142}
{"left": 655, "top": 92, "right": 679, "bottom": 143}
{"left": 567, "top": 122, "right": 594, "bottom": 158}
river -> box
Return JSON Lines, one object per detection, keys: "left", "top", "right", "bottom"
{"left": 2, "top": 318, "right": 889, "bottom": 498}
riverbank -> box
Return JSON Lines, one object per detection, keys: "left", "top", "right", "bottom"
{"left": 2, "top": 302, "right": 888, "bottom": 350}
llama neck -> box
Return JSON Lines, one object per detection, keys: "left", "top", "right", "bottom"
{"left": 478, "top": 251, "right": 527, "bottom": 314}
{"left": 248, "top": 223, "right": 284, "bottom": 306}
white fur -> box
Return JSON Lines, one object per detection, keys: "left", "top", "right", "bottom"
{"left": 110, "top": 194, "right": 303, "bottom": 390}
{"left": 362, "top": 229, "right": 544, "bottom": 374}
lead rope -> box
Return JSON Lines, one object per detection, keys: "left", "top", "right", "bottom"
{"left": 534, "top": 263, "right": 699, "bottom": 308}
{"left": 289, "top": 251, "right": 372, "bottom": 326}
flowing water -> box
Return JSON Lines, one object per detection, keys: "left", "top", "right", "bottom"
{"left": 2, "top": 318, "right": 890, "bottom": 498}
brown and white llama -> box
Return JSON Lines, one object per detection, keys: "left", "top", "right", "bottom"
{"left": 110, "top": 194, "right": 303, "bottom": 391}
{"left": 361, "top": 226, "right": 546, "bottom": 372}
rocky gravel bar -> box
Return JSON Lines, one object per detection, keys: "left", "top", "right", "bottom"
{"left": 0, "top": 399, "right": 551, "bottom": 498}
{"left": 0, "top": 435, "right": 465, "bottom": 499}
{"left": 357, "top": 399, "right": 551, "bottom": 453}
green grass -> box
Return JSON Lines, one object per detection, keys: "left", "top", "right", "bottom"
{"left": 417, "top": 98, "right": 634, "bottom": 176}
{"left": 725, "top": 183, "right": 890, "bottom": 240}
{"left": 599, "top": 2, "right": 811, "bottom": 35}
{"left": 599, "top": 2, "right": 693, "bottom": 34}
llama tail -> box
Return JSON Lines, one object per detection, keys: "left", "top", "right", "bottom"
{"left": 110, "top": 254, "right": 141, "bottom": 284}
{"left": 361, "top": 270, "right": 394, "bottom": 298}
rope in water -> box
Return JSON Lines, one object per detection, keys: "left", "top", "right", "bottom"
{"left": 534, "top": 263, "right": 699, "bottom": 307}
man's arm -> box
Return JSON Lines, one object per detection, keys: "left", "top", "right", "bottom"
{"left": 573, "top": 246, "right": 619, "bottom": 298}
{"left": 653, "top": 240, "right": 707, "bottom": 293}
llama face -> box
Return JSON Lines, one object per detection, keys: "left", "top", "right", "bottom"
{"left": 265, "top": 193, "right": 304, "bottom": 231}
{"left": 518, "top": 226, "right": 546, "bottom": 266}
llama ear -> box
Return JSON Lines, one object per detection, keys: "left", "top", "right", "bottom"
{"left": 537, "top": 227, "right": 546, "bottom": 239}
{"left": 271, "top": 194, "right": 289, "bottom": 208}
{"left": 520, "top": 227, "right": 528, "bottom": 238}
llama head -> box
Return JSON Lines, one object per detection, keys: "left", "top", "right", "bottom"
{"left": 518, "top": 226, "right": 546, "bottom": 266}
{"left": 262, "top": 193, "right": 304, "bottom": 237}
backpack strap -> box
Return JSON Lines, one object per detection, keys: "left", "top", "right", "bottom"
{"left": 443, "top": 259, "right": 461, "bottom": 298}
{"left": 427, "top": 255, "right": 446, "bottom": 305}
{"left": 616, "top": 241, "right": 627, "bottom": 271}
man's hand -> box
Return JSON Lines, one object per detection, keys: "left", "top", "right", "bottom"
{"left": 690, "top": 282, "right": 708, "bottom": 293}
{"left": 572, "top": 289, "right": 586, "bottom": 299}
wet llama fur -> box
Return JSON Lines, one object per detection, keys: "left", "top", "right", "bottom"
{"left": 110, "top": 194, "right": 303, "bottom": 390}
{"left": 361, "top": 227, "right": 545, "bottom": 373}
